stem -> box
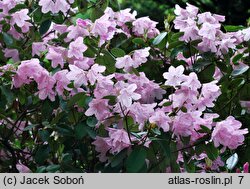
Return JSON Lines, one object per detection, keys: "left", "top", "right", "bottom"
{"left": 119, "top": 103, "right": 133, "bottom": 144}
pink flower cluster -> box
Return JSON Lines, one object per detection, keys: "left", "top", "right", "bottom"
{"left": 174, "top": 3, "right": 250, "bottom": 55}
{"left": 212, "top": 116, "right": 248, "bottom": 149}
{"left": 115, "top": 47, "right": 150, "bottom": 72}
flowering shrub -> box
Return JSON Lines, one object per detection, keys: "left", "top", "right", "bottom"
{"left": 0, "top": 0, "right": 249, "bottom": 173}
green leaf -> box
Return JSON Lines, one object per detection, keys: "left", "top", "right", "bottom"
{"left": 132, "top": 38, "right": 146, "bottom": 45}
{"left": 8, "top": 4, "right": 27, "bottom": 14}
{"left": 0, "top": 85, "right": 14, "bottom": 104}
{"left": 162, "top": 101, "right": 172, "bottom": 106}
{"left": 198, "top": 64, "right": 215, "bottom": 82}
{"left": 111, "top": 149, "right": 128, "bottom": 168}
{"left": 103, "top": 95, "right": 117, "bottom": 105}
{"left": 126, "top": 147, "right": 147, "bottom": 173}
{"left": 231, "top": 65, "right": 249, "bottom": 77}
{"left": 232, "top": 53, "right": 244, "bottom": 64}
{"left": 111, "top": 48, "right": 126, "bottom": 57}
{"left": 67, "top": 92, "right": 86, "bottom": 107}
{"left": 3, "top": 32, "right": 14, "bottom": 46}
{"left": 170, "top": 32, "right": 184, "bottom": 41}
{"left": 198, "top": 125, "right": 211, "bottom": 134}
{"left": 205, "top": 143, "right": 219, "bottom": 161}
{"left": 39, "top": 20, "right": 52, "bottom": 35}
{"left": 75, "top": 123, "right": 87, "bottom": 139}
{"left": 35, "top": 145, "right": 50, "bottom": 164}
{"left": 86, "top": 117, "right": 98, "bottom": 127}
{"left": 153, "top": 32, "right": 167, "bottom": 45}
{"left": 46, "top": 165, "right": 60, "bottom": 173}
{"left": 96, "top": 50, "right": 116, "bottom": 74}
{"left": 224, "top": 25, "right": 245, "bottom": 32}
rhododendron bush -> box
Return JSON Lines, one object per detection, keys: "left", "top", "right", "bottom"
{"left": 0, "top": 0, "right": 250, "bottom": 173}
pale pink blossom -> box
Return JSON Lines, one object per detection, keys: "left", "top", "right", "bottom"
{"left": 67, "top": 65, "right": 88, "bottom": 88}
{"left": 68, "top": 37, "right": 87, "bottom": 59}
{"left": 117, "top": 84, "right": 141, "bottom": 107}
{"left": 212, "top": 116, "right": 248, "bottom": 149}
{"left": 163, "top": 65, "right": 186, "bottom": 87}
{"left": 149, "top": 109, "right": 170, "bottom": 132}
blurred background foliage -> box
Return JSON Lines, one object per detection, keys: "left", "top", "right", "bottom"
{"left": 119, "top": 0, "right": 250, "bottom": 29}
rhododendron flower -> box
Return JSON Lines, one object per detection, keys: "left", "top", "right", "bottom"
{"left": 16, "top": 163, "right": 31, "bottom": 173}
{"left": 182, "top": 72, "right": 201, "bottom": 90}
{"left": 87, "top": 64, "right": 106, "bottom": 85}
{"left": 32, "top": 42, "right": 46, "bottom": 56}
{"left": 91, "top": 12, "right": 117, "bottom": 46}
{"left": 115, "top": 55, "right": 134, "bottom": 71}
{"left": 198, "top": 22, "right": 220, "bottom": 40}
{"left": 53, "top": 70, "right": 71, "bottom": 95}
{"left": 242, "top": 28, "right": 250, "bottom": 41}
{"left": 46, "top": 46, "right": 66, "bottom": 68}
{"left": 117, "top": 84, "right": 141, "bottom": 107}
{"left": 132, "top": 47, "right": 150, "bottom": 67}
{"left": 39, "top": 0, "right": 70, "bottom": 14}
{"left": 163, "top": 65, "right": 186, "bottom": 87}
{"left": 212, "top": 116, "right": 248, "bottom": 149}
{"left": 13, "top": 59, "right": 44, "bottom": 87}
{"left": 68, "top": 37, "right": 87, "bottom": 59}
{"left": 85, "top": 99, "right": 111, "bottom": 121}
{"left": 132, "top": 17, "right": 159, "bottom": 38}
{"left": 92, "top": 136, "right": 111, "bottom": 162}
{"left": 11, "top": 9, "right": 30, "bottom": 27}
{"left": 149, "top": 110, "right": 170, "bottom": 132}
{"left": 243, "top": 162, "right": 249, "bottom": 173}
{"left": 107, "top": 128, "right": 131, "bottom": 154}
{"left": 36, "top": 72, "right": 56, "bottom": 101}
{"left": 3, "top": 48, "right": 19, "bottom": 62}
{"left": 129, "top": 103, "right": 157, "bottom": 130}
{"left": 67, "top": 65, "right": 88, "bottom": 88}
{"left": 172, "top": 113, "right": 194, "bottom": 137}
{"left": 67, "top": 25, "right": 90, "bottom": 40}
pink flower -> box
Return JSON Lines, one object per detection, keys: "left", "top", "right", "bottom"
{"left": 67, "top": 65, "right": 88, "bottom": 88}
{"left": 46, "top": 46, "right": 66, "bottom": 68}
{"left": 198, "top": 22, "right": 220, "bottom": 40}
{"left": 36, "top": 72, "right": 56, "bottom": 101}
{"left": 149, "top": 109, "right": 170, "bottom": 132}
{"left": 107, "top": 128, "right": 131, "bottom": 154}
{"left": 11, "top": 9, "right": 30, "bottom": 27}
{"left": 85, "top": 98, "right": 111, "bottom": 121}
{"left": 32, "top": 42, "right": 46, "bottom": 56}
{"left": 182, "top": 72, "right": 201, "bottom": 90}
{"left": 132, "top": 17, "right": 159, "bottom": 38}
{"left": 67, "top": 25, "right": 90, "bottom": 40}
{"left": 173, "top": 113, "right": 194, "bottom": 137}
{"left": 39, "top": 0, "right": 70, "bottom": 14}
{"left": 3, "top": 48, "right": 19, "bottom": 62}
{"left": 163, "top": 65, "right": 186, "bottom": 87}
{"left": 128, "top": 102, "right": 156, "bottom": 130}
{"left": 68, "top": 37, "right": 87, "bottom": 59}
{"left": 198, "top": 12, "right": 225, "bottom": 25}
{"left": 91, "top": 12, "right": 116, "bottom": 46}
{"left": 94, "top": 75, "right": 115, "bottom": 98}
{"left": 87, "top": 64, "right": 106, "bottom": 85}
{"left": 212, "top": 116, "right": 248, "bottom": 149}
{"left": 115, "top": 55, "right": 134, "bottom": 72}
{"left": 92, "top": 136, "right": 111, "bottom": 162}
{"left": 53, "top": 70, "right": 71, "bottom": 95}
{"left": 243, "top": 162, "right": 249, "bottom": 173}
{"left": 117, "top": 84, "right": 141, "bottom": 107}
{"left": 242, "top": 27, "right": 250, "bottom": 41}
{"left": 16, "top": 163, "right": 31, "bottom": 173}
{"left": 132, "top": 47, "right": 150, "bottom": 67}
{"left": 13, "top": 59, "right": 44, "bottom": 87}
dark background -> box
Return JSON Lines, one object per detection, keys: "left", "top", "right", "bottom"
{"left": 120, "top": 0, "right": 250, "bottom": 29}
